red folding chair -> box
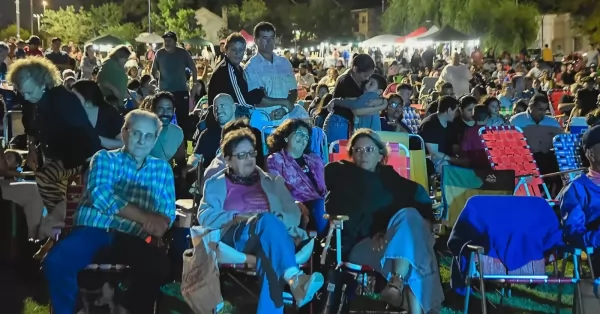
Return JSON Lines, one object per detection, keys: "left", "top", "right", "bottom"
{"left": 329, "top": 140, "right": 411, "bottom": 179}
{"left": 548, "top": 89, "right": 570, "bottom": 116}
{"left": 478, "top": 126, "right": 555, "bottom": 203}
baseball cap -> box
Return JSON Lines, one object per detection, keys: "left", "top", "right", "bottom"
{"left": 162, "top": 31, "right": 177, "bottom": 41}
{"left": 582, "top": 125, "right": 600, "bottom": 150}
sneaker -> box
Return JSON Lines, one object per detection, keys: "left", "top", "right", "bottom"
{"left": 380, "top": 275, "right": 404, "bottom": 308}
{"left": 288, "top": 272, "right": 325, "bottom": 308}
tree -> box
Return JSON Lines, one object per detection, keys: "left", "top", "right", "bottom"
{"left": 554, "top": 0, "right": 600, "bottom": 43}
{"left": 226, "top": 0, "right": 269, "bottom": 31}
{"left": 152, "top": 0, "right": 205, "bottom": 39}
{"left": 100, "top": 23, "right": 142, "bottom": 45}
{"left": 86, "top": 3, "right": 126, "bottom": 33}
{"left": 41, "top": 6, "right": 93, "bottom": 43}
{"left": 382, "top": 0, "right": 539, "bottom": 52}
{"left": 0, "top": 25, "right": 31, "bottom": 41}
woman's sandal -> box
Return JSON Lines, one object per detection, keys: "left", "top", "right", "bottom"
{"left": 380, "top": 275, "right": 404, "bottom": 308}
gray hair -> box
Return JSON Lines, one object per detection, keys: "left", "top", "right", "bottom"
{"left": 123, "top": 109, "right": 162, "bottom": 135}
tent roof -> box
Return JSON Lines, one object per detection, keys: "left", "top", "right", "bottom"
{"left": 361, "top": 34, "right": 403, "bottom": 46}
{"left": 240, "top": 29, "right": 254, "bottom": 43}
{"left": 395, "top": 27, "right": 428, "bottom": 43}
{"left": 415, "top": 25, "right": 477, "bottom": 42}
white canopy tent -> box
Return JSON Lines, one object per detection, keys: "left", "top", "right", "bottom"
{"left": 405, "top": 26, "right": 440, "bottom": 43}
{"left": 135, "top": 33, "right": 163, "bottom": 44}
{"left": 361, "top": 34, "right": 403, "bottom": 46}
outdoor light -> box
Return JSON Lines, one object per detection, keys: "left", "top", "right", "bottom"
{"left": 290, "top": 48, "right": 295, "bottom": 53}
{"left": 336, "top": 42, "right": 341, "bottom": 46}
{"left": 310, "top": 47, "right": 314, "bottom": 51}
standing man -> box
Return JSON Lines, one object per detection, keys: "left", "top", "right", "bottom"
{"left": 439, "top": 52, "right": 472, "bottom": 97}
{"left": 45, "top": 38, "right": 71, "bottom": 71}
{"left": 151, "top": 31, "right": 198, "bottom": 139}
{"left": 244, "top": 22, "right": 298, "bottom": 127}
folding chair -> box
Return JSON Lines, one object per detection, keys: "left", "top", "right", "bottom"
{"left": 328, "top": 140, "right": 411, "bottom": 179}
{"left": 553, "top": 133, "right": 585, "bottom": 185}
{"left": 2, "top": 110, "right": 24, "bottom": 147}
{"left": 401, "top": 107, "right": 422, "bottom": 134}
{"left": 478, "top": 126, "right": 555, "bottom": 203}
{"left": 548, "top": 89, "right": 570, "bottom": 116}
{"left": 376, "top": 132, "right": 428, "bottom": 191}
{"left": 449, "top": 196, "right": 590, "bottom": 314}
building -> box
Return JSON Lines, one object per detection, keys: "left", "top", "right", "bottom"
{"left": 194, "top": 7, "right": 227, "bottom": 45}
{"left": 537, "top": 13, "right": 589, "bottom": 53}
{"left": 351, "top": 7, "right": 382, "bottom": 40}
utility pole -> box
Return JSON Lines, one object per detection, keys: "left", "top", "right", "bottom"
{"left": 30, "top": 0, "right": 34, "bottom": 35}
{"left": 15, "top": 0, "right": 21, "bottom": 38}
{"left": 147, "top": 0, "right": 151, "bottom": 32}
{"left": 382, "top": 0, "right": 385, "bottom": 13}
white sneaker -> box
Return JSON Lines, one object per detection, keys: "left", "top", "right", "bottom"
{"left": 288, "top": 272, "right": 324, "bottom": 308}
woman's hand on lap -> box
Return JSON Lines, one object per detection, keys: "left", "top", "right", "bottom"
{"left": 371, "top": 232, "right": 387, "bottom": 252}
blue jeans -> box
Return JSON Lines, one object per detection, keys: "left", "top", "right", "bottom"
{"left": 221, "top": 213, "right": 297, "bottom": 314}
{"left": 323, "top": 113, "right": 350, "bottom": 144}
{"left": 43, "top": 227, "right": 170, "bottom": 314}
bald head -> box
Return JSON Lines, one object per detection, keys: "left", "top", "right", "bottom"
{"left": 213, "top": 93, "right": 237, "bottom": 125}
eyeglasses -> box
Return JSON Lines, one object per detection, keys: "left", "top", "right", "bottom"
{"left": 351, "top": 146, "right": 377, "bottom": 154}
{"left": 389, "top": 102, "right": 402, "bottom": 108}
{"left": 126, "top": 128, "right": 157, "bottom": 142}
{"left": 292, "top": 131, "right": 310, "bottom": 142}
{"left": 233, "top": 150, "right": 258, "bottom": 160}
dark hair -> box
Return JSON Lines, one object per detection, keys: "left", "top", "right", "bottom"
{"left": 314, "top": 93, "right": 333, "bottom": 117}
{"left": 71, "top": 80, "right": 110, "bottom": 108}
{"left": 4, "top": 149, "right": 23, "bottom": 168}
{"left": 529, "top": 94, "right": 548, "bottom": 107}
{"left": 127, "top": 79, "right": 141, "bottom": 90}
{"left": 221, "top": 118, "right": 251, "bottom": 138}
{"left": 441, "top": 82, "right": 454, "bottom": 90}
{"left": 221, "top": 128, "right": 257, "bottom": 158}
{"left": 459, "top": 95, "right": 477, "bottom": 109}
{"left": 473, "top": 104, "right": 490, "bottom": 122}
{"left": 369, "top": 73, "right": 387, "bottom": 91}
{"left": 266, "top": 119, "right": 312, "bottom": 154}
{"left": 437, "top": 95, "right": 459, "bottom": 113}
{"left": 316, "top": 83, "right": 329, "bottom": 93}
{"left": 140, "top": 74, "right": 152, "bottom": 86}
{"left": 351, "top": 54, "right": 375, "bottom": 73}
{"left": 397, "top": 83, "right": 412, "bottom": 92}
{"left": 472, "top": 85, "right": 487, "bottom": 97}
{"left": 513, "top": 99, "right": 528, "bottom": 111}
{"left": 225, "top": 32, "right": 246, "bottom": 50}
{"left": 483, "top": 96, "right": 500, "bottom": 109}
{"left": 92, "top": 66, "right": 101, "bottom": 76}
{"left": 253, "top": 22, "right": 276, "bottom": 38}
{"left": 386, "top": 93, "right": 404, "bottom": 104}
{"left": 150, "top": 91, "right": 175, "bottom": 112}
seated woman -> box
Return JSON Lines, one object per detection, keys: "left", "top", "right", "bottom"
{"left": 196, "top": 129, "right": 324, "bottom": 313}
{"left": 558, "top": 125, "right": 600, "bottom": 273}
{"left": 70, "top": 80, "right": 124, "bottom": 150}
{"left": 266, "top": 119, "right": 327, "bottom": 235}
{"left": 325, "top": 129, "right": 443, "bottom": 313}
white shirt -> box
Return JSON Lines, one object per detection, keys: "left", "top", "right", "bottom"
{"left": 295, "top": 72, "right": 315, "bottom": 87}
{"left": 244, "top": 52, "right": 297, "bottom": 99}
{"left": 439, "top": 64, "right": 472, "bottom": 97}
{"left": 587, "top": 49, "right": 599, "bottom": 66}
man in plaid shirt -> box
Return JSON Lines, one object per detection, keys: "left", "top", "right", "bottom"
{"left": 43, "top": 109, "right": 176, "bottom": 314}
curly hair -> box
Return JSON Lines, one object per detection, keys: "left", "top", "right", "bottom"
{"left": 7, "top": 57, "right": 62, "bottom": 90}
{"left": 150, "top": 91, "right": 175, "bottom": 112}
{"left": 348, "top": 128, "right": 389, "bottom": 165}
{"left": 139, "top": 95, "right": 154, "bottom": 111}
{"left": 221, "top": 128, "right": 256, "bottom": 158}
{"left": 266, "top": 119, "right": 312, "bottom": 154}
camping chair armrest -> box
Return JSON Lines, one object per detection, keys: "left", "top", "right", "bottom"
{"left": 538, "top": 168, "right": 586, "bottom": 179}
{"left": 465, "top": 244, "right": 485, "bottom": 254}
{"left": 323, "top": 214, "right": 350, "bottom": 222}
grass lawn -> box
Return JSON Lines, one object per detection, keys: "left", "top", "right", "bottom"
{"left": 21, "top": 245, "right": 580, "bottom": 314}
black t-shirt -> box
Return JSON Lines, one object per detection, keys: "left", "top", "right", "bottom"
{"left": 0, "top": 62, "right": 7, "bottom": 79}
{"left": 576, "top": 88, "right": 600, "bottom": 115}
{"left": 332, "top": 72, "right": 363, "bottom": 122}
{"left": 425, "top": 100, "right": 438, "bottom": 116}
{"left": 562, "top": 71, "right": 576, "bottom": 85}
{"left": 95, "top": 105, "right": 124, "bottom": 145}
{"left": 419, "top": 113, "right": 452, "bottom": 155}
{"left": 448, "top": 116, "right": 473, "bottom": 153}
{"left": 45, "top": 51, "right": 70, "bottom": 66}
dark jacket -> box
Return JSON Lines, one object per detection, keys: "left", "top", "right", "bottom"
{"left": 23, "top": 85, "right": 101, "bottom": 169}
{"left": 325, "top": 160, "right": 433, "bottom": 254}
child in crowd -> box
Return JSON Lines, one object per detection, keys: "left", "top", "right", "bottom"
{"left": 460, "top": 104, "right": 491, "bottom": 169}
{"left": 334, "top": 73, "right": 389, "bottom": 132}
{"left": 1, "top": 149, "right": 24, "bottom": 179}
{"left": 512, "top": 99, "right": 528, "bottom": 115}
{"left": 484, "top": 96, "right": 507, "bottom": 126}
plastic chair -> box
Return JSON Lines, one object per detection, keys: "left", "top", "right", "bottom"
{"left": 328, "top": 140, "right": 411, "bottom": 180}
{"left": 553, "top": 133, "right": 585, "bottom": 185}
{"left": 449, "top": 196, "right": 589, "bottom": 314}
{"left": 478, "top": 126, "right": 555, "bottom": 203}
{"left": 401, "top": 107, "right": 422, "bottom": 134}
{"left": 548, "top": 89, "right": 570, "bottom": 115}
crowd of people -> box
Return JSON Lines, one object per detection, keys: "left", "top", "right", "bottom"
{"left": 1, "top": 18, "right": 600, "bottom": 314}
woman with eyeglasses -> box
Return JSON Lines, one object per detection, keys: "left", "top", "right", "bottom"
{"left": 197, "top": 128, "right": 324, "bottom": 313}
{"left": 325, "top": 129, "right": 443, "bottom": 313}
{"left": 266, "top": 119, "right": 327, "bottom": 235}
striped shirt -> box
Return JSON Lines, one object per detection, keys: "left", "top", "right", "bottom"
{"left": 74, "top": 149, "right": 176, "bottom": 238}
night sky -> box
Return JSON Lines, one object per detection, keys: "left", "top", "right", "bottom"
{"left": 1, "top": 0, "right": 82, "bottom": 29}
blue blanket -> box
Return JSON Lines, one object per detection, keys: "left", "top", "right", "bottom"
{"left": 558, "top": 173, "right": 600, "bottom": 248}
{"left": 447, "top": 196, "right": 564, "bottom": 289}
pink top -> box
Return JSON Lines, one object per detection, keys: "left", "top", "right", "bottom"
{"left": 222, "top": 178, "right": 270, "bottom": 214}
{"left": 588, "top": 169, "right": 600, "bottom": 185}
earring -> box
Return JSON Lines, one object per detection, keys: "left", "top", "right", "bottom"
{"left": 285, "top": 138, "right": 288, "bottom": 142}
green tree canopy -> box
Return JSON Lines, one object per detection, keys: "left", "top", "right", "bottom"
{"left": 382, "top": 0, "right": 539, "bottom": 52}
{"left": 41, "top": 6, "right": 93, "bottom": 43}
{"left": 151, "top": 0, "right": 205, "bottom": 40}
{"left": 226, "top": 0, "right": 269, "bottom": 32}
{"left": 0, "top": 25, "right": 31, "bottom": 41}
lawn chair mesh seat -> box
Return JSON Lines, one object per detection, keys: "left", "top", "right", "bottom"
{"left": 401, "top": 106, "right": 421, "bottom": 134}
{"left": 553, "top": 133, "right": 584, "bottom": 185}
{"left": 478, "top": 126, "right": 554, "bottom": 201}
{"left": 449, "top": 196, "right": 587, "bottom": 314}
{"left": 376, "top": 132, "right": 429, "bottom": 192}
{"left": 548, "top": 89, "right": 569, "bottom": 115}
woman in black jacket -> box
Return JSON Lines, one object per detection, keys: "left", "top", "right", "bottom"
{"left": 8, "top": 57, "right": 101, "bottom": 258}
{"left": 325, "top": 129, "right": 443, "bottom": 314}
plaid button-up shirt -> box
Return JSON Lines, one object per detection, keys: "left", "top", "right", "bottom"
{"left": 74, "top": 148, "right": 176, "bottom": 238}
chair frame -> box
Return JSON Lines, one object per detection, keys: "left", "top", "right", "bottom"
{"left": 552, "top": 133, "right": 586, "bottom": 185}
{"left": 2, "top": 110, "right": 24, "bottom": 147}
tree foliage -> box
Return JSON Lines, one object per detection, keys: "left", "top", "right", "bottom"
{"left": 226, "top": 0, "right": 269, "bottom": 32}
{"left": 382, "top": 0, "right": 539, "bottom": 52}
{"left": 0, "top": 25, "right": 31, "bottom": 41}
{"left": 41, "top": 6, "right": 93, "bottom": 43}
{"left": 556, "top": 0, "right": 600, "bottom": 43}
{"left": 151, "top": 0, "right": 205, "bottom": 39}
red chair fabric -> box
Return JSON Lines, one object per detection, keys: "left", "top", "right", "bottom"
{"left": 548, "top": 89, "right": 569, "bottom": 115}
